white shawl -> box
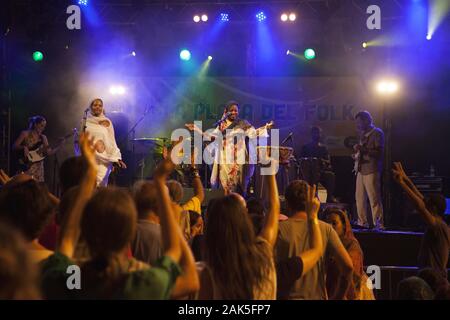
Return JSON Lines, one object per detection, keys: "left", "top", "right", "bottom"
{"left": 84, "top": 112, "right": 122, "bottom": 164}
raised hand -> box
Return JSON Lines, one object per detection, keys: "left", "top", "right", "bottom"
{"left": 79, "top": 132, "right": 97, "bottom": 170}
{"left": 0, "top": 169, "right": 11, "bottom": 185}
{"left": 185, "top": 123, "right": 201, "bottom": 133}
{"left": 118, "top": 159, "right": 127, "bottom": 169}
{"left": 154, "top": 158, "right": 175, "bottom": 182}
{"left": 392, "top": 162, "right": 407, "bottom": 185}
{"left": 305, "top": 184, "right": 320, "bottom": 221}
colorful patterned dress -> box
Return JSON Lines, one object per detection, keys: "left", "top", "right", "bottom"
{"left": 21, "top": 131, "right": 45, "bottom": 182}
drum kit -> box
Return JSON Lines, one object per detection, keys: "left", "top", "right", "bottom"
{"left": 254, "top": 146, "right": 328, "bottom": 197}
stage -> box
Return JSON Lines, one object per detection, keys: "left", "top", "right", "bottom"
{"left": 354, "top": 229, "right": 449, "bottom": 299}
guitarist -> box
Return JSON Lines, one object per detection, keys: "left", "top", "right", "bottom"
{"left": 353, "top": 111, "right": 385, "bottom": 230}
{"left": 13, "top": 116, "right": 56, "bottom": 182}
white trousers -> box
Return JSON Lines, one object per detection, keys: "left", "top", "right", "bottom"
{"left": 96, "top": 162, "right": 112, "bottom": 187}
{"left": 356, "top": 172, "right": 384, "bottom": 227}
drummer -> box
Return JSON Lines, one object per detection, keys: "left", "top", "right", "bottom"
{"left": 300, "top": 126, "right": 337, "bottom": 203}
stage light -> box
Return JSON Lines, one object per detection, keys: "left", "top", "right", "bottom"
{"left": 32, "top": 51, "right": 43, "bottom": 62}
{"left": 289, "top": 13, "right": 296, "bottom": 21}
{"left": 376, "top": 80, "right": 399, "bottom": 95}
{"left": 220, "top": 13, "right": 229, "bottom": 22}
{"left": 256, "top": 11, "right": 266, "bottom": 22}
{"left": 281, "top": 13, "right": 288, "bottom": 22}
{"left": 109, "top": 85, "right": 126, "bottom": 96}
{"left": 427, "top": 0, "right": 450, "bottom": 43}
{"left": 201, "top": 14, "right": 208, "bottom": 22}
{"left": 362, "top": 42, "right": 368, "bottom": 48}
{"left": 180, "top": 49, "right": 191, "bottom": 61}
{"left": 131, "top": 51, "right": 136, "bottom": 56}
{"left": 78, "top": 0, "right": 88, "bottom": 6}
{"left": 304, "top": 48, "right": 316, "bottom": 60}
{"left": 286, "top": 50, "right": 290, "bottom": 55}
{"left": 207, "top": 55, "right": 212, "bottom": 60}
{"left": 193, "top": 15, "right": 200, "bottom": 23}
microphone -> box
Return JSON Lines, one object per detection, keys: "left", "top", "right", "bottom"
{"left": 213, "top": 112, "right": 231, "bottom": 127}
{"left": 84, "top": 107, "right": 90, "bottom": 113}
{"left": 281, "top": 132, "right": 293, "bottom": 145}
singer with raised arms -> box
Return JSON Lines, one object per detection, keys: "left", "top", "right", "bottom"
{"left": 186, "top": 100, "right": 271, "bottom": 196}
{"left": 78, "top": 98, "right": 127, "bottom": 186}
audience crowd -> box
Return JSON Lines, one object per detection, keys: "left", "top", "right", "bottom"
{"left": 0, "top": 134, "right": 448, "bottom": 300}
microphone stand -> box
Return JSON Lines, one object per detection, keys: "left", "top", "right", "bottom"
{"left": 213, "top": 113, "right": 229, "bottom": 128}
{"left": 119, "top": 106, "right": 152, "bottom": 182}
{"left": 120, "top": 106, "right": 152, "bottom": 146}
{"left": 82, "top": 109, "right": 89, "bottom": 133}
{"left": 74, "top": 109, "right": 89, "bottom": 156}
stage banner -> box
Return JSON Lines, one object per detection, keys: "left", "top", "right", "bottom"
{"left": 134, "top": 76, "right": 381, "bottom": 156}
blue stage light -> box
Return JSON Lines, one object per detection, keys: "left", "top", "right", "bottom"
{"left": 78, "top": 0, "right": 88, "bottom": 6}
{"left": 256, "top": 11, "right": 267, "bottom": 22}
{"left": 220, "top": 13, "right": 230, "bottom": 22}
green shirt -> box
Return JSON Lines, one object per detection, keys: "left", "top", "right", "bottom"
{"left": 41, "top": 252, "right": 181, "bottom": 300}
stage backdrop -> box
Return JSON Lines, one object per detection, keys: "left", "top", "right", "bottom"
{"left": 128, "top": 76, "right": 381, "bottom": 157}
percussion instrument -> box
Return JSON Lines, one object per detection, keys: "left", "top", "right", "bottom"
{"left": 256, "top": 146, "right": 294, "bottom": 165}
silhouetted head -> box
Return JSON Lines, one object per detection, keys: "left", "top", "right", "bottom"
{"left": 284, "top": 180, "right": 309, "bottom": 215}
{"left": 0, "top": 179, "right": 54, "bottom": 241}
{"left": 133, "top": 181, "right": 159, "bottom": 220}
{"left": 355, "top": 110, "right": 373, "bottom": 132}
{"left": 81, "top": 188, "right": 137, "bottom": 258}
{"left": 59, "top": 156, "right": 89, "bottom": 195}
{"left": 0, "top": 223, "right": 41, "bottom": 299}
{"left": 166, "top": 180, "right": 183, "bottom": 203}
{"left": 397, "top": 276, "right": 434, "bottom": 300}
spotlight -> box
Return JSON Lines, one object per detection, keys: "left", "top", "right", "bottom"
{"left": 109, "top": 85, "right": 126, "bottom": 96}
{"left": 201, "top": 14, "right": 208, "bottom": 22}
{"left": 304, "top": 48, "right": 316, "bottom": 60}
{"left": 289, "top": 13, "right": 296, "bottom": 21}
{"left": 286, "top": 50, "right": 290, "bottom": 55}
{"left": 207, "top": 55, "right": 213, "bottom": 60}
{"left": 426, "top": 34, "right": 432, "bottom": 40}
{"left": 281, "top": 13, "right": 288, "bottom": 22}
{"left": 32, "top": 51, "right": 43, "bottom": 62}
{"left": 131, "top": 51, "right": 136, "bottom": 56}
{"left": 193, "top": 15, "right": 200, "bottom": 23}
{"left": 362, "top": 42, "right": 368, "bottom": 48}
{"left": 376, "top": 80, "right": 399, "bottom": 95}
{"left": 256, "top": 11, "right": 266, "bottom": 22}
{"left": 220, "top": 13, "right": 229, "bottom": 22}
{"left": 180, "top": 49, "right": 191, "bottom": 61}
{"left": 78, "top": 0, "right": 88, "bottom": 6}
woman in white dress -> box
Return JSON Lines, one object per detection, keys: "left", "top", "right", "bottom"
{"left": 82, "top": 98, "right": 126, "bottom": 186}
